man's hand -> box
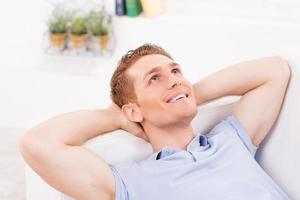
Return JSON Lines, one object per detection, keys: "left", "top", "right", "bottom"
{"left": 108, "top": 103, "right": 149, "bottom": 141}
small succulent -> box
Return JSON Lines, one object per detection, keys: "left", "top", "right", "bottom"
{"left": 100, "top": 14, "right": 112, "bottom": 36}
{"left": 70, "top": 16, "right": 88, "bottom": 35}
{"left": 48, "top": 5, "right": 71, "bottom": 34}
{"left": 87, "top": 7, "right": 112, "bottom": 36}
{"left": 49, "top": 17, "right": 67, "bottom": 33}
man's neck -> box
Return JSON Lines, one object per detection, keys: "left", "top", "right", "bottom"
{"left": 144, "top": 123, "right": 195, "bottom": 153}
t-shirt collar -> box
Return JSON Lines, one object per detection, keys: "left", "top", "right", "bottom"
{"left": 146, "top": 132, "right": 209, "bottom": 160}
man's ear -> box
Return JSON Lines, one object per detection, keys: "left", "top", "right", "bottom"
{"left": 122, "top": 103, "right": 143, "bottom": 123}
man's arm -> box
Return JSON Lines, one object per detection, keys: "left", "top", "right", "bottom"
{"left": 19, "top": 104, "right": 145, "bottom": 200}
{"left": 193, "top": 56, "right": 291, "bottom": 146}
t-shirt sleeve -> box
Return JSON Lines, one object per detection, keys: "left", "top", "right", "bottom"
{"left": 108, "top": 164, "right": 129, "bottom": 200}
{"left": 223, "top": 114, "right": 259, "bottom": 157}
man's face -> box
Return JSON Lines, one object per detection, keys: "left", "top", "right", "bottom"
{"left": 126, "top": 54, "right": 197, "bottom": 128}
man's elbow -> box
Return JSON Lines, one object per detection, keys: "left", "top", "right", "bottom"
{"left": 265, "top": 56, "right": 291, "bottom": 86}
{"left": 19, "top": 131, "right": 37, "bottom": 159}
{"left": 272, "top": 55, "right": 291, "bottom": 81}
{"left": 19, "top": 130, "right": 47, "bottom": 162}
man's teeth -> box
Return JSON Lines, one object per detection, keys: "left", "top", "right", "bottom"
{"left": 170, "top": 94, "right": 186, "bottom": 103}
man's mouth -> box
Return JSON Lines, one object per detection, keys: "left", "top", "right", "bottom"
{"left": 165, "top": 92, "right": 189, "bottom": 103}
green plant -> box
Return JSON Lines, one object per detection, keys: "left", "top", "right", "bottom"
{"left": 48, "top": 5, "right": 71, "bottom": 34}
{"left": 70, "top": 16, "right": 88, "bottom": 35}
{"left": 100, "top": 14, "right": 112, "bottom": 36}
{"left": 87, "top": 11, "right": 103, "bottom": 36}
{"left": 49, "top": 17, "right": 67, "bottom": 33}
{"left": 87, "top": 7, "right": 112, "bottom": 36}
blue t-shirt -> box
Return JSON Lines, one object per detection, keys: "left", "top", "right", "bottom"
{"left": 109, "top": 115, "right": 290, "bottom": 200}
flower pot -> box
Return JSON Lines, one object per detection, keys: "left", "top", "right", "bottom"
{"left": 89, "top": 35, "right": 110, "bottom": 54}
{"left": 100, "top": 35, "right": 110, "bottom": 50}
{"left": 49, "top": 32, "right": 66, "bottom": 49}
{"left": 89, "top": 35, "right": 101, "bottom": 52}
{"left": 70, "top": 34, "right": 87, "bottom": 49}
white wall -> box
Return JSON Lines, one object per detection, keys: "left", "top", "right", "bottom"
{"left": 0, "top": 0, "right": 299, "bottom": 45}
{"left": 0, "top": 0, "right": 300, "bottom": 128}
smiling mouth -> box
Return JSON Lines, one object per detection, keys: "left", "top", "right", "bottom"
{"left": 167, "top": 93, "right": 189, "bottom": 103}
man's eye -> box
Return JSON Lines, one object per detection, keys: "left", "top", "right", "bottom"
{"left": 149, "top": 75, "right": 159, "bottom": 84}
{"left": 172, "top": 68, "right": 181, "bottom": 74}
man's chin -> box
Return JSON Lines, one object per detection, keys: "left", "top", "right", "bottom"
{"left": 144, "top": 108, "right": 197, "bottom": 129}
{"left": 172, "top": 107, "right": 198, "bottom": 121}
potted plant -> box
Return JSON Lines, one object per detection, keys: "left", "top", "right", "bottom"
{"left": 69, "top": 16, "right": 88, "bottom": 50}
{"left": 99, "top": 12, "right": 112, "bottom": 51}
{"left": 48, "top": 6, "right": 70, "bottom": 50}
{"left": 87, "top": 7, "right": 112, "bottom": 52}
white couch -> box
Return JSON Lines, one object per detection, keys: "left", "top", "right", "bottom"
{"left": 25, "top": 60, "right": 300, "bottom": 200}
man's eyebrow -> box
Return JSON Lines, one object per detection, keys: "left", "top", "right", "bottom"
{"left": 143, "top": 62, "right": 179, "bottom": 81}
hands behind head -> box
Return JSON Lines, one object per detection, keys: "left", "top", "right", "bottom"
{"left": 108, "top": 103, "right": 149, "bottom": 142}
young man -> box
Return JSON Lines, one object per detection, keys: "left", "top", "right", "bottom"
{"left": 20, "top": 44, "right": 291, "bottom": 200}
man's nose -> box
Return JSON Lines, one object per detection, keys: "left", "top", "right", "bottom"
{"left": 168, "top": 77, "right": 182, "bottom": 89}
